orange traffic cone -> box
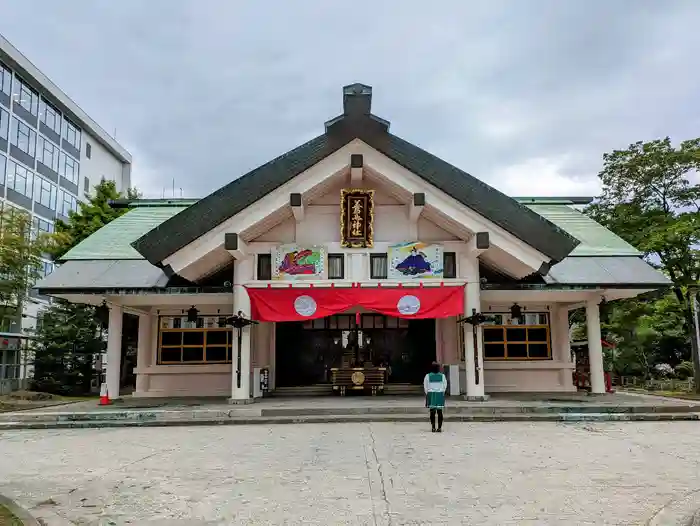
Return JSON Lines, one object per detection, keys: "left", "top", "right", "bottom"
{"left": 99, "top": 382, "right": 111, "bottom": 406}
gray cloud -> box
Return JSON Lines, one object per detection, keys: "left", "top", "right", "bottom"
{"left": 2, "top": 0, "right": 700, "bottom": 198}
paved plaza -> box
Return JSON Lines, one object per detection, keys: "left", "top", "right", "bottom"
{"left": 1, "top": 421, "right": 700, "bottom": 525}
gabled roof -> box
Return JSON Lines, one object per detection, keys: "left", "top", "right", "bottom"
{"left": 131, "top": 83, "right": 580, "bottom": 265}
{"left": 57, "top": 197, "right": 638, "bottom": 263}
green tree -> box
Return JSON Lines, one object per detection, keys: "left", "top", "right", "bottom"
{"left": 32, "top": 180, "right": 140, "bottom": 394}
{"left": 587, "top": 137, "right": 700, "bottom": 390}
{"left": 0, "top": 207, "right": 52, "bottom": 331}
{"left": 30, "top": 300, "right": 104, "bottom": 395}
{"left": 50, "top": 179, "right": 140, "bottom": 260}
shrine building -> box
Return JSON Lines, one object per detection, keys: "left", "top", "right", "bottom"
{"left": 35, "top": 83, "right": 670, "bottom": 402}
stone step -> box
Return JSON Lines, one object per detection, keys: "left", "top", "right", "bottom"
{"left": 3, "top": 403, "right": 700, "bottom": 424}
{"left": 0, "top": 411, "right": 698, "bottom": 430}
{"left": 272, "top": 386, "right": 334, "bottom": 396}
{"left": 259, "top": 404, "right": 700, "bottom": 417}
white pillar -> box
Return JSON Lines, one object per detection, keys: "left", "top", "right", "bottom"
{"left": 552, "top": 305, "right": 574, "bottom": 390}
{"left": 134, "top": 312, "right": 152, "bottom": 395}
{"left": 230, "top": 257, "right": 254, "bottom": 403}
{"left": 106, "top": 304, "right": 123, "bottom": 399}
{"left": 586, "top": 299, "right": 606, "bottom": 394}
{"left": 461, "top": 252, "right": 486, "bottom": 400}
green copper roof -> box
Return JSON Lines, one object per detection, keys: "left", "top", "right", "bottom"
{"left": 61, "top": 199, "right": 639, "bottom": 261}
{"left": 61, "top": 206, "right": 187, "bottom": 260}
{"left": 525, "top": 204, "right": 640, "bottom": 257}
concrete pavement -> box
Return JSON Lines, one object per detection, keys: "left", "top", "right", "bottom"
{"left": 2, "top": 393, "right": 699, "bottom": 430}
{"left": 2, "top": 421, "right": 700, "bottom": 525}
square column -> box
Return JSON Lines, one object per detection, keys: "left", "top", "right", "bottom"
{"left": 134, "top": 312, "right": 152, "bottom": 395}
{"left": 230, "top": 257, "right": 254, "bottom": 404}
{"left": 553, "top": 305, "right": 574, "bottom": 389}
{"left": 106, "top": 304, "right": 123, "bottom": 399}
{"left": 586, "top": 299, "right": 606, "bottom": 394}
{"left": 460, "top": 252, "right": 487, "bottom": 400}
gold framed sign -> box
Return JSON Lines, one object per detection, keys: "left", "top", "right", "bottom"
{"left": 340, "top": 189, "right": 374, "bottom": 248}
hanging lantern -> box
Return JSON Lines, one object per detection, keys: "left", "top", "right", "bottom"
{"left": 510, "top": 303, "right": 523, "bottom": 321}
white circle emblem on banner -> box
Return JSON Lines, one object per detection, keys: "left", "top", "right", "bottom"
{"left": 294, "top": 295, "right": 318, "bottom": 317}
{"left": 397, "top": 295, "right": 421, "bottom": 315}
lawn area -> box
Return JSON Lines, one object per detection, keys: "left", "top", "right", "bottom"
{"left": 622, "top": 388, "right": 700, "bottom": 400}
{"left": 0, "top": 504, "right": 23, "bottom": 526}
{"left": 0, "top": 391, "right": 97, "bottom": 413}
{"left": 650, "top": 390, "right": 700, "bottom": 400}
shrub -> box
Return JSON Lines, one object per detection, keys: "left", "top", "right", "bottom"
{"left": 675, "top": 361, "right": 695, "bottom": 380}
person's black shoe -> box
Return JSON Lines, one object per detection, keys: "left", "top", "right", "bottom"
{"left": 431, "top": 427, "right": 436, "bottom": 433}
{"left": 437, "top": 428, "right": 443, "bottom": 433}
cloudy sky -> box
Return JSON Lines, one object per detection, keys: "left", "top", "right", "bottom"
{"left": 2, "top": 1, "right": 700, "bottom": 198}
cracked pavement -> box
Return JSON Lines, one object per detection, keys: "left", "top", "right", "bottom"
{"left": 1, "top": 421, "right": 699, "bottom": 525}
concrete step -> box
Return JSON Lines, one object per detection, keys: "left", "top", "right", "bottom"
{"left": 3, "top": 403, "right": 700, "bottom": 425}
{"left": 259, "top": 404, "right": 700, "bottom": 417}
{"left": 0, "top": 411, "right": 698, "bottom": 430}
{"left": 272, "top": 386, "right": 334, "bottom": 396}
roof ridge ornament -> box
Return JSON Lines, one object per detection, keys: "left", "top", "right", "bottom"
{"left": 343, "top": 83, "right": 372, "bottom": 117}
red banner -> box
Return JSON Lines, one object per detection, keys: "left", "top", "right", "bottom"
{"left": 245, "top": 285, "right": 464, "bottom": 322}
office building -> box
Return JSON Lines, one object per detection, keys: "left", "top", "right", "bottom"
{"left": 0, "top": 34, "right": 132, "bottom": 392}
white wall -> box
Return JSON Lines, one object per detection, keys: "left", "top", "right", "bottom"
{"left": 81, "top": 130, "right": 129, "bottom": 195}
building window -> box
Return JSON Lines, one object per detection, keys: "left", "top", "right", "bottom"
{"left": 6, "top": 160, "right": 34, "bottom": 198}
{"left": 59, "top": 152, "right": 79, "bottom": 184}
{"left": 443, "top": 252, "right": 456, "bottom": 278}
{"left": 328, "top": 254, "right": 344, "bottom": 279}
{"left": 370, "top": 254, "right": 388, "bottom": 279}
{"left": 31, "top": 216, "right": 54, "bottom": 240}
{"left": 0, "top": 107, "right": 8, "bottom": 140}
{"left": 39, "top": 99, "right": 62, "bottom": 136}
{"left": 158, "top": 315, "right": 232, "bottom": 364}
{"left": 2, "top": 350, "right": 20, "bottom": 380}
{"left": 13, "top": 76, "right": 39, "bottom": 116}
{"left": 0, "top": 62, "right": 11, "bottom": 96}
{"left": 63, "top": 118, "right": 81, "bottom": 150}
{"left": 482, "top": 312, "right": 551, "bottom": 360}
{"left": 85, "top": 142, "right": 91, "bottom": 158}
{"left": 257, "top": 254, "right": 272, "bottom": 280}
{"left": 34, "top": 176, "right": 58, "bottom": 210}
{"left": 37, "top": 136, "right": 59, "bottom": 172}
{"left": 41, "top": 261, "right": 54, "bottom": 278}
{"left": 58, "top": 189, "right": 78, "bottom": 216}
{"left": 10, "top": 117, "right": 36, "bottom": 157}
{"left": 0, "top": 153, "right": 5, "bottom": 186}
{"left": 83, "top": 176, "right": 90, "bottom": 194}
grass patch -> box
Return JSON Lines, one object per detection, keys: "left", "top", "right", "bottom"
{"left": 649, "top": 391, "right": 700, "bottom": 400}
{"left": 0, "top": 391, "right": 98, "bottom": 413}
{"left": 624, "top": 388, "right": 700, "bottom": 400}
{"left": 0, "top": 504, "right": 23, "bottom": 526}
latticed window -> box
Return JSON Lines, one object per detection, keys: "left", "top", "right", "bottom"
{"left": 482, "top": 312, "right": 551, "bottom": 360}
{"left": 158, "top": 315, "right": 232, "bottom": 364}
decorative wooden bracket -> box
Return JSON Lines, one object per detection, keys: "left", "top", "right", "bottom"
{"left": 224, "top": 233, "right": 247, "bottom": 259}
{"left": 290, "top": 193, "right": 304, "bottom": 221}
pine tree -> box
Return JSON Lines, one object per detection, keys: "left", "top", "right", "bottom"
{"left": 31, "top": 300, "right": 104, "bottom": 395}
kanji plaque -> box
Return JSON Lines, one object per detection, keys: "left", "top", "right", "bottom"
{"left": 340, "top": 189, "right": 374, "bottom": 248}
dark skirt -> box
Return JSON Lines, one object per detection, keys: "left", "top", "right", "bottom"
{"left": 426, "top": 391, "right": 446, "bottom": 409}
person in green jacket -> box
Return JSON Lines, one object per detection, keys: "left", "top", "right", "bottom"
{"left": 423, "top": 362, "right": 447, "bottom": 432}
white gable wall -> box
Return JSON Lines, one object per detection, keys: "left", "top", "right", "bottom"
{"left": 165, "top": 140, "right": 551, "bottom": 282}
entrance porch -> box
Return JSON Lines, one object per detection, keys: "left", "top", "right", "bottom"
{"left": 50, "top": 281, "right": 620, "bottom": 402}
